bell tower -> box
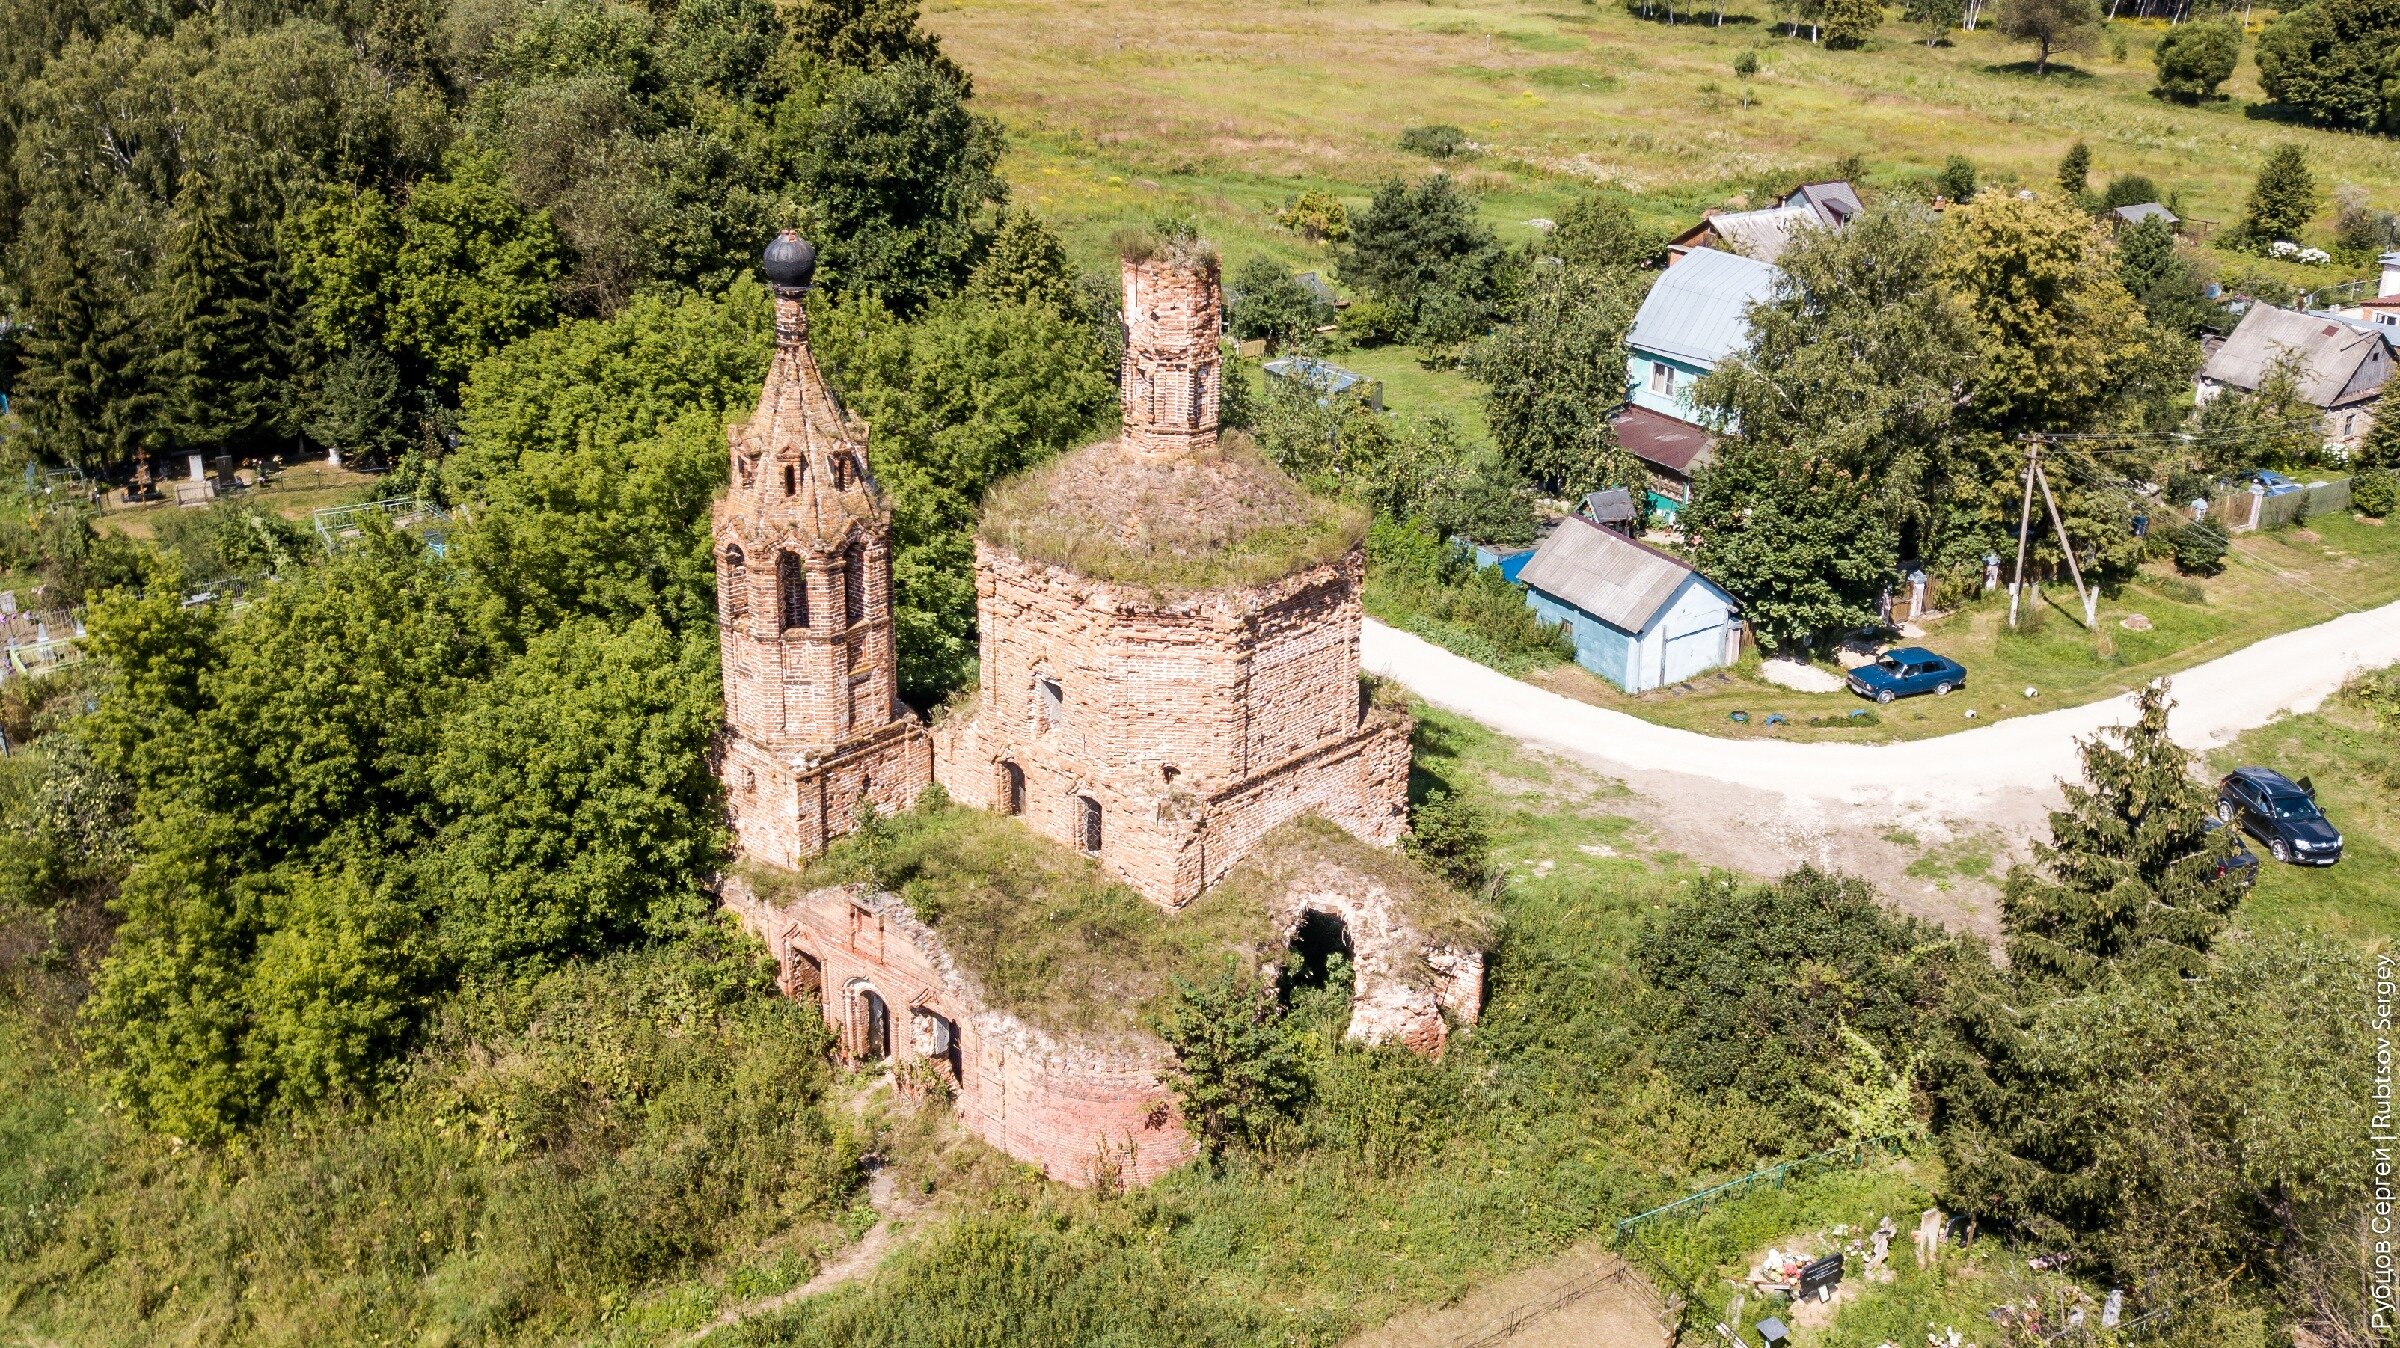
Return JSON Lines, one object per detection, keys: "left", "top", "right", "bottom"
{"left": 714, "top": 231, "right": 929, "bottom": 868}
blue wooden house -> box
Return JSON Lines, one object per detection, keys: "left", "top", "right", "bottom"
{"left": 1518, "top": 517, "right": 1740, "bottom": 692}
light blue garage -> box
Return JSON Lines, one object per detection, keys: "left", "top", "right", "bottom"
{"left": 1518, "top": 517, "right": 1741, "bottom": 693}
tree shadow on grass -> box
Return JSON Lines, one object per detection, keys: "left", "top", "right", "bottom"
{"left": 2239, "top": 100, "right": 2322, "bottom": 125}
{"left": 1981, "top": 59, "right": 2100, "bottom": 81}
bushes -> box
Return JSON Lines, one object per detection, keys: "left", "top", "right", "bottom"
{"left": 1362, "top": 519, "right": 1571, "bottom": 675}
{"left": 1403, "top": 787, "right": 1493, "bottom": 891}
{"left": 1397, "top": 124, "right": 1471, "bottom": 159}
{"left": 2152, "top": 20, "right": 2239, "bottom": 102}
{"left": 2350, "top": 467, "right": 2399, "bottom": 516}
{"left": 1631, "top": 867, "right": 1961, "bottom": 1148}
{"left": 2171, "top": 517, "right": 2229, "bottom": 574}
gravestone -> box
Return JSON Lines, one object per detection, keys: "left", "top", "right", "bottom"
{"left": 1798, "top": 1252, "right": 1843, "bottom": 1300}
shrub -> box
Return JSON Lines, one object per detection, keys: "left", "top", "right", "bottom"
{"left": 1154, "top": 966, "right": 1308, "bottom": 1157}
{"left": 1276, "top": 189, "right": 1350, "bottom": 243}
{"left": 2350, "top": 468, "right": 2399, "bottom": 517}
{"left": 1403, "top": 787, "right": 1492, "bottom": 892}
{"left": 2152, "top": 20, "right": 2238, "bottom": 102}
{"left": 2098, "top": 173, "right": 2162, "bottom": 212}
{"left": 2171, "top": 519, "right": 2228, "bottom": 574}
{"left": 1937, "top": 155, "right": 1977, "bottom": 203}
{"left": 1397, "top": 124, "right": 1471, "bottom": 159}
{"left": 1228, "top": 256, "right": 1331, "bottom": 351}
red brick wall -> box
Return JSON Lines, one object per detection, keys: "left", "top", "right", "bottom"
{"left": 933, "top": 542, "right": 1409, "bottom": 907}
{"left": 1120, "top": 256, "right": 1223, "bottom": 460}
{"left": 724, "top": 876, "right": 1199, "bottom": 1188}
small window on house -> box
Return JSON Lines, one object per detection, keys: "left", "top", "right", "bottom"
{"left": 1035, "top": 675, "right": 1063, "bottom": 732}
{"left": 1079, "top": 796, "right": 1102, "bottom": 853}
{"left": 2345, "top": 413, "right": 2357, "bottom": 436}
{"left": 778, "top": 552, "right": 808, "bottom": 631}
{"left": 1648, "top": 362, "right": 1672, "bottom": 396}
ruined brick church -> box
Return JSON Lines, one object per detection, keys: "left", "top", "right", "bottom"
{"left": 720, "top": 232, "right": 1475, "bottom": 1187}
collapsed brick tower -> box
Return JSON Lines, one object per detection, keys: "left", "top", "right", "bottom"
{"left": 933, "top": 243, "right": 1411, "bottom": 907}
{"left": 716, "top": 231, "right": 930, "bottom": 869}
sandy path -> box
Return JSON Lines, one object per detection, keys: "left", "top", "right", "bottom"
{"left": 1366, "top": 602, "right": 2400, "bottom": 930}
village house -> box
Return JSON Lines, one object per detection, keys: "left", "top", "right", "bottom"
{"left": 1518, "top": 515, "right": 1741, "bottom": 692}
{"left": 2324, "top": 251, "right": 2400, "bottom": 335}
{"left": 2197, "top": 301, "right": 2392, "bottom": 455}
{"left": 1666, "top": 180, "right": 1861, "bottom": 265}
{"left": 1619, "top": 246, "right": 1778, "bottom": 515}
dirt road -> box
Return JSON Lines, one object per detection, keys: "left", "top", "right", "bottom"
{"left": 1364, "top": 602, "right": 2400, "bottom": 931}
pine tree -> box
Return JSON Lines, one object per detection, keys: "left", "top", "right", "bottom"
{"left": 2056, "top": 140, "right": 2091, "bottom": 202}
{"left": 160, "top": 176, "right": 282, "bottom": 460}
{"left": 12, "top": 208, "right": 160, "bottom": 474}
{"left": 2240, "top": 143, "right": 2318, "bottom": 246}
{"left": 965, "top": 209, "right": 1083, "bottom": 315}
{"left": 303, "top": 345, "right": 407, "bottom": 466}
{"left": 2000, "top": 682, "right": 2246, "bottom": 985}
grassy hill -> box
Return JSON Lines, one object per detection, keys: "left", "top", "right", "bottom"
{"left": 928, "top": 0, "right": 2399, "bottom": 279}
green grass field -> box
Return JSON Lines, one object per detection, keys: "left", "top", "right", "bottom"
{"left": 932, "top": 0, "right": 2399, "bottom": 282}
{"left": 2210, "top": 675, "right": 2400, "bottom": 951}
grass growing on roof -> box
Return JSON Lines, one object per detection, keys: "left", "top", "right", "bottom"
{"left": 1213, "top": 813, "right": 1496, "bottom": 953}
{"left": 771, "top": 798, "right": 1283, "bottom": 1038}
{"left": 979, "top": 432, "right": 1365, "bottom": 594}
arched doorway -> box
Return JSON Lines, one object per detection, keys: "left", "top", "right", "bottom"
{"left": 855, "top": 987, "right": 890, "bottom": 1061}
{"left": 786, "top": 944, "right": 823, "bottom": 1003}
{"left": 1078, "top": 796, "right": 1103, "bottom": 853}
{"left": 1281, "top": 909, "right": 1356, "bottom": 1032}
{"left": 999, "top": 760, "right": 1025, "bottom": 815}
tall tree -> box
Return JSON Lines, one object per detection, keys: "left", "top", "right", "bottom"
{"left": 1683, "top": 439, "right": 1895, "bottom": 649}
{"left": 2256, "top": 0, "right": 2400, "bottom": 132}
{"left": 1937, "top": 192, "right": 2150, "bottom": 433}
{"left": 1226, "top": 256, "right": 1331, "bottom": 352}
{"left": 802, "top": 57, "right": 1006, "bottom": 315}
{"left": 966, "top": 209, "right": 1084, "bottom": 316}
{"left": 1695, "top": 205, "right": 1979, "bottom": 560}
{"left": 10, "top": 206, "right": 160, "bottom": 473}
{"left": 1547, "top": 192, "right": 1663, "bottom": 271}
{"left": 1337, "top": 175, "right": 1518, "bottom": 348}
{"left": 2239, "top": 143, "right": 2320, "bottom": 246}
{"left": 158, "top": 175, "right": 284, "bottom": 461}
{"left": 1469, "top": 264, "right": 1644, "bottom": 497}
{"left": 2114, "top": 215, "right": 2220, "bottom": 337}
{"left": 1996, "top": 0, "right": 2098, "bottom": 73}
{"left": 2151, "top": 19, "right": 2240, "bottom": 102}
{"left": 389, "top": 150, "right": 570, "bottom": 387}
{"left": 2055, "top": 140, "right": 2091, "bottom": 201}
{"left": 2000, "top": 683, "right": 2246, "bottom": 986}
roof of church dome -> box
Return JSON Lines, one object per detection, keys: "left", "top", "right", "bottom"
{"left": 978, "top": 431, "right": 1363, "bottom": 593}
{"left": 762, "top": 230, "right": 817, "bottom": 290}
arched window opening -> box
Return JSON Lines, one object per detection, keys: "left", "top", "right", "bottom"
{"left": 724, "top": 547, "right": 748, "bottom": 622}
{"left": 1035, "top": 675, "right": 1063, "bottom": 733}
{"left": 843, "top": 539, "right": 868, "bottom": 628}
{"left": 856, "top": 987, "right": 890, "bottom": 1061}
{"left": 786, "top": 946, "right": 822, "bottom": 1002}
{"left": 783, "top": 463, "right": 796, "bottom": 496}
{"left": 1280, "top": 909, "right": 1354, "bottom": 1007}
{"left": 999, "top": 761, "right": 1025, "bottom": 815}
{"left": 778, "top": 552, "right": 808, "bottom": 631}
{"left": 1079, "top": 796, "right": 1103, "bottom": 854}
{"left": 832, "top": 454, "right": 852, "bottom": 490}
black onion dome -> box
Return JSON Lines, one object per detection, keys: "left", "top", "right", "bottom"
{"left": 762, "top": 231, "right": 817, "bottom": 289}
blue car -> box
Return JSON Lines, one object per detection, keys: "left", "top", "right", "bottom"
{"left": 1845, "top": 647, "right": 1968, "bottom": 704}
{"left": 2247, "top": 470, "right": 2302, "bottom": 497}
{"left": 2217, "top": 767, "right": 2343, "bottom": 865}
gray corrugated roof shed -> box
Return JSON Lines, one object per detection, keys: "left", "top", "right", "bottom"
{"left": 2111, "top": 202, "right": 2178, "bottom": 226}
{"left": 2200, "top": 303, "right": 2389, "bottom": 407}
{"left": 1783, "top": 181, "right": 1864, "bottom": 228}
{"left": 1704, "top": 203, "right": 1820, "bottom": 264}
{"left": 1629, "top": 248, "right": 1781, "bottom": 370}
{"left": 1518, "top": 516, "right": 1703, "bottom": 632}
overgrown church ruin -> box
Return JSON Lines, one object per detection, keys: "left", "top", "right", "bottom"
{"left": 720, "top": 233, "right": 1480, "bottom": 1187}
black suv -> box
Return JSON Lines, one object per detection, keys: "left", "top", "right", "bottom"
{"left": 2215, "top": 767, "right": 2343, "bottom": 866}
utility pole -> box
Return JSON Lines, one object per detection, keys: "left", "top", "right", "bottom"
{"left": 2009, "top": 445, "right": 2037, "bottom": 628}
{"left": 2009, "top": 438, "right": 2099, "bottom": 630}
